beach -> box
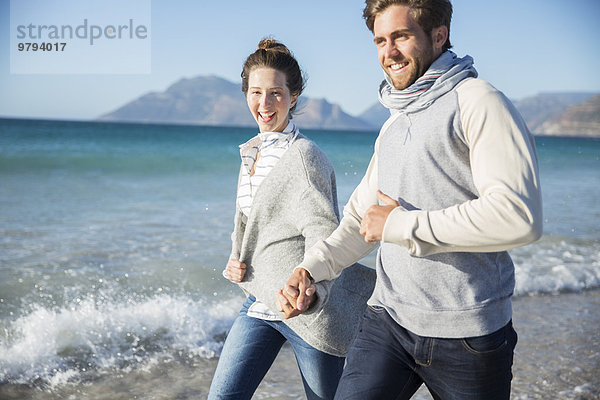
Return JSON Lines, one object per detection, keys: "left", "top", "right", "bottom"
{"left": 1, "top": 290, "right": 598, "bottom": 399}
{"left": 1, "top": 119, "right": 599, "bottom": 399}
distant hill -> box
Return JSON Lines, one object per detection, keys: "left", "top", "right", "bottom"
{"left": 536, "top": 94, "right": 600, "bottom": 137}
{"left": 294, "top": 97, "right": 374, "bottom": 131}
{"left": 358, "top": 102, "right": 390, "bottom": 128}
{"left": 513, "top": 92, "right": 597, "bottom": 134}
{"left": 98, "top": 75, "right": 254, "bottom": 126}
{"left": 99, "top": 75, "right": 374, "bottom": 131}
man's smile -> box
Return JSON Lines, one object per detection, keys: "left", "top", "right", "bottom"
{"left": 388, "top": 62, "right": 408, "bottom": 73}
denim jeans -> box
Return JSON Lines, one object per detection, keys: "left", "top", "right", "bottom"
{"left": 334, "top": 305, "right": 517, "bottom": 400}
{"left": 208, "top": 297, "right": 345, "bottom": 400}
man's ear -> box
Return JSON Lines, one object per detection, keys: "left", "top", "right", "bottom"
{"left": 432, "top": 25, "right": 448, "bottom": 51}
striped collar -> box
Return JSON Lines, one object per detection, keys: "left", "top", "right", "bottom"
{"left": 239, "top": 121, "right": 298, "bottom": 152}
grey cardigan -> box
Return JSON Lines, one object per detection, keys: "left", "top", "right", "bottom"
{"left": 229, "top": 135, "right": 375, "bottom": 356}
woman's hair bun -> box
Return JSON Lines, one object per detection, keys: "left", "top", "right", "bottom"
{"left": 257, "top": 38, "right": 291, "bottom": 55}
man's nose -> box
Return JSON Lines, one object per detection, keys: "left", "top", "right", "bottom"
{"left": 384, "top": 41, "right": 400, "bottom": 58}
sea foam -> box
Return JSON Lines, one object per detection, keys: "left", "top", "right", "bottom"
{"left": 512, "top": 237, "right": 600, "bottom": 295}
{"left": 0, "top": 294, "right": 240, "bottom": 387}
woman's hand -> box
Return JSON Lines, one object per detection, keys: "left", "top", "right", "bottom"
{"left": 225, "top": 259, "right": 247, "bottom": 282}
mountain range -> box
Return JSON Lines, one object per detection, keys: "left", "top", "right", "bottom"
{"left": 98, "top": 75, "right": 600, "bottom": 136}
{"left": 98, "top": 75, "right": 373, "bottom": 131}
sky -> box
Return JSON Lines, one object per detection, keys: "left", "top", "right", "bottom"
{"left": 1, "top": 0, "right": 599, "bottom": 120}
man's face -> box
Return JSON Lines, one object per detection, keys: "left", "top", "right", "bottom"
{"left": 373, "top": 4, "right": 442, "bottom": 90}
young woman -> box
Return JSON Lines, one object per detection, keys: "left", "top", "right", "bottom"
{"left": 207, "top": 39, "right": 375, "bottom": 400}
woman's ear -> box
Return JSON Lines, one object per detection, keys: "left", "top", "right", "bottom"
{"left": 290, "top": 94, "right": 299, "bottom": 109}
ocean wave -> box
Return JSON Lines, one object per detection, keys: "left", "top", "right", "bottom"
{"left": 0, "top": 294, "right": 240, "bottom": 387}
{"left": 356, "top": 235, "right": 600, "bottom": 297}
{"left": 1, "top": 236, "right": 599, "bottom": 389}
{"left": 512, "top": 236, "right": 600, "bottom": 295}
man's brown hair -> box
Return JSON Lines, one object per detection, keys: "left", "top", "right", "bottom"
{"left": 363, "top": 0, "right": 453, "bottom": 51}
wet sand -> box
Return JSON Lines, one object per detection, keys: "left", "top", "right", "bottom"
{"left": 1, "top": 290, "right": 598, "bottom": 399}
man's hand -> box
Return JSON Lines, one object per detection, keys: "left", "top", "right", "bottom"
{"left": 276, "top": 285, "right": 316, "bottom": 319}
{"left": 360, "top": 190, "right": 399, "bottom": 242}
{"left": 278, "top": 267, "right": 315, "bottom": 315}
{"left": 225, "top": 259, "right": 246, "bottom": 282}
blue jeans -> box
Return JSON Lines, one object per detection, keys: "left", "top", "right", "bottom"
{"left": 208, "top": 297, "right": 345, "bottom": 400}
{"left": 334, "top": 305, "right": 517, "bottom": 400}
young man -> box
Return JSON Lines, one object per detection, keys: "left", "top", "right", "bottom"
{"left": 276, "top": 0, "right": 543, "bottom": 398}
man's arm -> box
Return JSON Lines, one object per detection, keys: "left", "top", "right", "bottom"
{"left": 302, "top": 146, "right": 381, "bottom": 274}
{"left": 378, "top": 80, "right": 543, "bottom": 256}
{"left": 282, "top": 139, "right": 382, "bottom": 311}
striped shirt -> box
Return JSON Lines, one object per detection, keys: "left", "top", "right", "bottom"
{"left": 236, "top": 121, "right": 299, "bottom": 320}
{"left": 237, "top": 122, "right": 299, "bottom": 217}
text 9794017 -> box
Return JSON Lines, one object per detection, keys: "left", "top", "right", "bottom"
{"left": 17, "top": 42, "right": 67, "bottom": 51}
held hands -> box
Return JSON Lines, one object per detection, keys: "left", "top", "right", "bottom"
{"left": 275, "top": 190, "right": 397, "bottom": 317}
{"left": 360, "top": 190, "right": 400, "bottom": 242}
{"left": 276, "top": 268, "right": 316, "bottom": 319}
{"left": 225, "top": 259, "right": 246, "bottom": 282}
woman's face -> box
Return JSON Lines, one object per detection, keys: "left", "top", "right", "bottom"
{"left": 246, "top": 67, "right": 298, "bottom": 133}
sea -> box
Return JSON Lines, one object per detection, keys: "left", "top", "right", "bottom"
{"left": 0, "top": 118, "right": 599, "bottom": 399}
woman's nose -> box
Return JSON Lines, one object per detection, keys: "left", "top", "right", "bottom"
{"left": 260, "top": 93, "right": 271, "bottom": 107}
